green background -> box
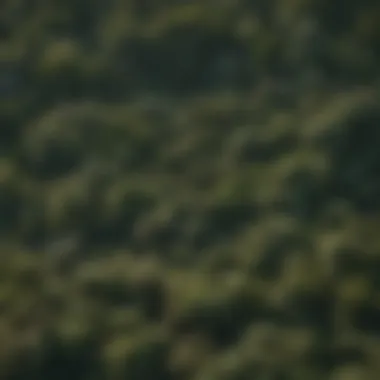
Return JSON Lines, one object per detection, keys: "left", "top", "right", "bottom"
{"left": 1, "top": 0, "right": 380, "bottom": 379}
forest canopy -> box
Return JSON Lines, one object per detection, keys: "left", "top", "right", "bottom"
{"left": 0, "top": 1, "right": 380, "bottom": 379}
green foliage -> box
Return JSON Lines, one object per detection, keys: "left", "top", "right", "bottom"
{"left": 1, "top": 0, "right": 380, "bottom": 379}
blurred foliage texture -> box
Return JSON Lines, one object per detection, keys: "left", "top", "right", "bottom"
{"left": 0, "top": 0, "right": 380, "bottom": 379}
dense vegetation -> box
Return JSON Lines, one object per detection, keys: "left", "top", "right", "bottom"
{"left": 1, "top": 0, "right": 380, "bottom": 379}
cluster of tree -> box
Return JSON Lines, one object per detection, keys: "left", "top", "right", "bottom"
{"left": 0, "top": 0, "right": 379, "bottom": 379}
